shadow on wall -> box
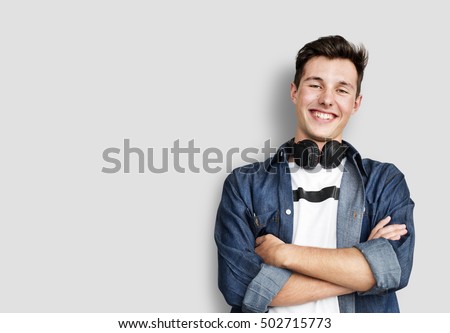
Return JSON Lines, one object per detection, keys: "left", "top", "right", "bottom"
{"left": 270, "top": 65, "right": 297, "bottom": 145}
{"left": 209, "top": 65, "right": 296, "bottom": 313}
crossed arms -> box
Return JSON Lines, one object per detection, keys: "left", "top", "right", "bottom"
{"left": 255, "top": 217, "right": 407, "bottom": 306}
{"left": 215, "top": 166, "right": 415, "bottom": 312}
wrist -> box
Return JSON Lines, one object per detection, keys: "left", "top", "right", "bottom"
{"left": 279, "top": 244, "right": 294, "bottom": 269}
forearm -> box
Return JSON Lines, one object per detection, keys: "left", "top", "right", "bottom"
{"left": 279, "top": 245, "right": 375, "bottom": 292}
{"left": 270, "top": 272, "right": 353, "bottom": 307}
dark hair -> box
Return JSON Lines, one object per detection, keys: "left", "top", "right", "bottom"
{"left": 293, "top": 35, "right": 368, "bottom": 96}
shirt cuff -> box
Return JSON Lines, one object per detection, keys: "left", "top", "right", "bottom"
{"left": 241, "top": 264, "right": 291, "bottom": 313}
{"left": 354, "top": 238, "right": 401, "bottom": 295}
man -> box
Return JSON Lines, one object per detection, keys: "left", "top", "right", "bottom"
{"left": 214, "top": 35, "right": 415, "bottom": 313}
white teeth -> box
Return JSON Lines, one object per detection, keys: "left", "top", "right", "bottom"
{"left": 315, "top": 111, "right": 333, "bottom": 120}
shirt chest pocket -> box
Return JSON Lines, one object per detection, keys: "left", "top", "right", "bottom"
{"left": 246, "top": 208, "right": 280, "bottom": 237}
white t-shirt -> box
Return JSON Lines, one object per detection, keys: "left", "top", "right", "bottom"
{"left": 269, "top": 159, "right": 345, "bottom": 313}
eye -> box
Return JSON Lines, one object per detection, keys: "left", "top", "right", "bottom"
{"left": 337, "top": 89, "right": 349, "bottom": 94}
{"left": 309, "top": 84, "right": 321, "bottom": 89}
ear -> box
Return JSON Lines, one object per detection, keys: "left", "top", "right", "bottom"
{"left": 352, "top": 94, "right": 363, "bottom": 114}
{"left": 290, "top": 82, "right": 299, "bottom": 104}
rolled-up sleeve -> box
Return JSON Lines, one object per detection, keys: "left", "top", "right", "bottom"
{"left": 242, "top": 264, "right": 291, "bottom": 312}
{"left": 355, "top": 166, "right": 415, "bottom": 296}
{"left": 354, "top": 238, "right": 401, "bottom": 294}
{"left": 215, "top": 172, "right": 291, "bottom": 312}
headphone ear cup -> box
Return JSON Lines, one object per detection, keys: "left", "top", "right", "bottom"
{"left": 293, "top": 140, "right": 320, "bottom": 169}
{"left": 321, "top": 140, "right": 347, "bottom": 169}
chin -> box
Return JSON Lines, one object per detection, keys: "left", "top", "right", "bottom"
{"left": 309, "top": 128, "right": 341, "bottom": 141}
{"left": 308, "top": 132, "right": 335, "bottom": 142}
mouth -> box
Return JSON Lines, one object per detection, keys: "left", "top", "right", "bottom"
{"left": 309, "top": 109, "right": 337, "bottom": 121}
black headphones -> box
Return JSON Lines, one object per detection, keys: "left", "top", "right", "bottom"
{"left": 293, "top": 139, "right": 347, "bottom": 169}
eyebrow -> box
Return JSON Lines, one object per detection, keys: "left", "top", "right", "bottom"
{"left": 304, "top": 76, "right": 355, "bottom": 91}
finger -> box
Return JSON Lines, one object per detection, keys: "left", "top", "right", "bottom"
{"left": 369, "top": 216, "right": 391, "bottom": 239}
{"left": 375, "top": 216, "right": 392, "bottom": 230}
{"left": 375, "top": 227, "right": 407, "bottom": 240}
{"left": 382, "top": 228, "right": 408, "bottom": 240}
{"left": 370, "top": 221, "right": 408, "bottom": 241}
{"left": 370, "top": 216, "right": 391, "bottom": 236}
{"left": 376, "top": 224, "right": 407, "bottom": 237}
{"left": 255, "top": 244, "right": 267, "bottom": 258}
{"left": 255, "top": 236, "right": 265, "bottom": 247}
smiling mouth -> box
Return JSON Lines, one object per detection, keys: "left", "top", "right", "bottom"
{"left": 311, "top": 110, "right": 336, "bottom": 120}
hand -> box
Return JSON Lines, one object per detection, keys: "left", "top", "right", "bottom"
{"left": 368, "top": 216, "right": 407, "bottom": 241}
{"left": 255, "top": 234, "right": 286, "bottom": 267}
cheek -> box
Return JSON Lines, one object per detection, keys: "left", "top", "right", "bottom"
{"left": 297, "top": 91, "right": 316, "bottom": 108}
{"left": 337, "top": 99, "right": 357, "bottom": 116}
{"left": 336, "top": 109, "right": 354, "bottom": 129}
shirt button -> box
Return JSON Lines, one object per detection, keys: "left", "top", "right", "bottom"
{"left": 285, "top": 209, "right": 292, "bottom": 215}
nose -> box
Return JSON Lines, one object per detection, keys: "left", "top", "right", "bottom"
{"left": 318, "top": 89, "right": 334, "bottom": 107}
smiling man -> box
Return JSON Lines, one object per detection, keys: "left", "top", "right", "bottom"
{"left": 214, "top": 35, "right": 415, "bottom": 313}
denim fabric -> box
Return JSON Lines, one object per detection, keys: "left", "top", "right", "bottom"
{"left": 214, "top": 139, "right": 415, "bottom": 313}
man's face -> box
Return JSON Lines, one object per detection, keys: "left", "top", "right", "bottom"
{"left": 291, "top": 56, "right": 362, "bottom": 147}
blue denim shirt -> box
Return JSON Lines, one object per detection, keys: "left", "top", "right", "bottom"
{"left": 214, "top": 139, "right": 415, "bottom": 313}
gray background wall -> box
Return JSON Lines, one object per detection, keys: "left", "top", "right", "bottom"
{"left": 1, "top": 0, "right": 448, "bottom": 312}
